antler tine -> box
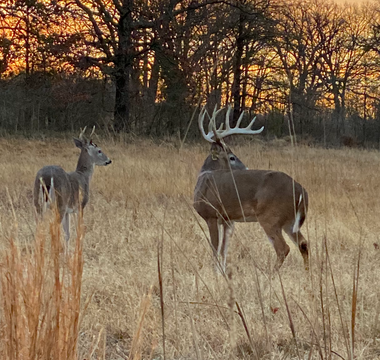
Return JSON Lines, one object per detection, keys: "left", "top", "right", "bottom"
{"left": 207, "top": 108, "right": 214, "bottom": 135}
{"left": 209, "top": 104, "right": 225, "bottom": 132}
{"left": 235, "top": 110, "right": 245, "bottom": 128}
{"left": 223, "top": 106, "right": 233, "bottom": 132}
{"left": 246, "top": 116, "right": 264, "bottom": 133}
{"left": 198, "top": 107, "right": 214, "bottom": 143}
{"left": 89, "top": 125, "right": 96, "bottom": 138}
{"left": 199, "top": 106, "right": 224, "bottom": 143}
{"left": 210, "top": 106, "right": 225, "bottom": 141}
{"left": 79, "top": 126, "right": 87, "bottom": 140}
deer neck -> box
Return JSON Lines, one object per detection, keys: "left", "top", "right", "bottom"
{"left": 75, "top": 150, "right": 95, "bottom": 181}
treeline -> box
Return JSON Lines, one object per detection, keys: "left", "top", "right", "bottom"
{"left": 1, "top": 0, "right": 380, "bottom": 146}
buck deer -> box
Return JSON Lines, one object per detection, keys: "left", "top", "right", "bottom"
{"left": 33, "top": 127, "right": 112, "bottom": 241}
{"left": 193, "top": 106, "right": 309, "bottom": 273}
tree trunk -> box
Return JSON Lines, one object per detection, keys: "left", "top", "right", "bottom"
{"left": 113, "top": 62, "right": 131, "bottom": 132}
{"left": 331, "top": 85, "right": 345, "bottom": 140}
{"left": 25, "top": 4, "right": 31, "bottom": 75}
{"left": 113, "top": 0, "right": 133, "bottom": 132}
{"left": 147, "top": 55, "right": 159, "bottom": 104}
{"left": 231, "top": 11, "right": 244, "bottom": 127}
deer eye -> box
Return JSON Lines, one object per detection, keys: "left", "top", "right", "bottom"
{"left": 229, "top": 155, "right": 236, "bottom": 161}
{"left": 98, "top": 150, "right": 102, "bottom": 154}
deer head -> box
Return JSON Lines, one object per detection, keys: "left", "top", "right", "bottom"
{"left": 74, "top": 126, "right": 112, "bottom": 167}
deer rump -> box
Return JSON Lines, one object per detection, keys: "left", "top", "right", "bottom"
{"left": 33, "top": 165, "right": 74, "bottom": 220}
{"left": 194, "top": 169, "right": 308, "bottom": 227}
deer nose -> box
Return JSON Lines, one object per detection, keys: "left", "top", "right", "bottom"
{"left": 106, "top": 160, "right": 112, "bottom": 165}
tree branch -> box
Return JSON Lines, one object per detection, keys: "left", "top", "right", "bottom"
{"left": 74, "top": 0, "right": 113, "bottom": 60}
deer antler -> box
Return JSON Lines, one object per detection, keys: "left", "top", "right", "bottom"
{"left": 198, "top": 105, "right": 264, "bottom": 143}
{"left": 79, "top": 126, "right": 87, "bottom": 140}
{"left": 198, "top": 105, "right": 224, "bottom": 143}
{"left": 78, "top": 126, "right": 96, "bottom": 143}
{"left": 220, "top": 106, "right": 264, "bottom": 137}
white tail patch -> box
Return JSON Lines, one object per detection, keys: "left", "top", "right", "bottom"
{"left": 39, "top": 179, "right": 45, "bottom": 213}
{"left": 292, "top": 194, "right": 303, "bottom": 233}
{"left": 49, "top": 177, "right": 55, "bottom": 204}
{"left": 40, "top": 177, "right": 55, "bottom": 213}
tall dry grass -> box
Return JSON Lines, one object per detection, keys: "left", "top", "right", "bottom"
{"left": 0, "top": 210, "right": 84, "bottom": 359}
{"left": 0, "top": 135, "right": 379, "bottom": 359}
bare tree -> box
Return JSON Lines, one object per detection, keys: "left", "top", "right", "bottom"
{"left": 272, "top": 0, "right": 328, "bottom": 136}
{"left": 317, "top": 2, "right": 372, "bottom": 139}
{"left": 67, "top": 0, "right": 235, "bottom": 132}
{"left": 0, "top": 0, "right": 74, "bottom": 76}
{"left": 226, "top": 1, "right": 273, "bottom": 126}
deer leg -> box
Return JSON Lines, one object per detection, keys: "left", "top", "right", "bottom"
{"left": 62, "top": 212, "right": 70, "bottom": 242}
{"left": 285, "top": 228, "right": 309, "bottom": 270}
{"left": 221, "top": 220, "right": 234, "bottom": 272}
{"left": 39, "top": 183, "right": 46, "bottom": 215}
{"left": 206, "top": 218, "right": 224, "bottom": 272}
{"left": 259, "top": 218, "right": 290, "bottom": 271}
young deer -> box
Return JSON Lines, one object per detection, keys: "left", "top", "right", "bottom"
{"left": 33, "top": 127, "right": 112, "bottom": 241}
{"left": 193, "top": 106, "right": 309, "bottom": 273}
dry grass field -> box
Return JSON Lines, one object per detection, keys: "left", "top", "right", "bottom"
{"left": 0, "top": 134, "right": 379, "bottom": 359}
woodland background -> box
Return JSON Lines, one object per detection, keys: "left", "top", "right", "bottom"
{"left": 1, "top": 2, "right": 380, "bottom": 359}
{"left": 2, "top": 0, "right": 380, "bottom": 146}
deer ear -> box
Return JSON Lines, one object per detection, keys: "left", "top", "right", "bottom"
{"left": 73, "top": 138, "right": 83, "bottom": 149}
